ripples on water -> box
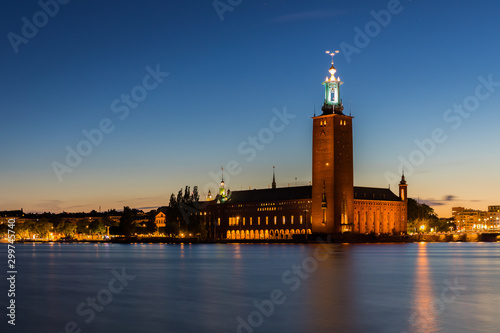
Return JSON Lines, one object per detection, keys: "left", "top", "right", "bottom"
{"left": 1, "top": 242, "right": 499, "bottom": 333}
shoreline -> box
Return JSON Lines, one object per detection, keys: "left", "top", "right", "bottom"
{"left": 8, "top": 232, "right": 500, "bottom": 244}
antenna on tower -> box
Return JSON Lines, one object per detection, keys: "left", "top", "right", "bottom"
{"left": 313, "top": 103, "right": 316, "bottom": 117}
{"left": 349, "top": 100, "right": 352, "bottom": 117}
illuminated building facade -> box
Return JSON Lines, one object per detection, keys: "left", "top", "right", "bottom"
{"left": 201, "top": 58, "right": 407, "bottom": 239}
{"left": 454, "top": 206, "right": 500, "bottom": 231}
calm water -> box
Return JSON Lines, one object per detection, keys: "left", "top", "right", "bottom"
{"left": 1, "top": 242, "right": 499, "bottom": 333}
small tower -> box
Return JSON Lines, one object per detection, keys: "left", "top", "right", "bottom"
{"left": 217, "top": 167, "right": 228, "bottom": 203}
{"left": 272, "top": 166, "right": 277, "bottom": 189}
{"left": 206, "top": 189, "right": 213, "bottom": 201}
{"left": 399, "top": 171, "right": 408, "bottom": 201}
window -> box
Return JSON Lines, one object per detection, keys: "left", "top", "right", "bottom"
{"left": 300, "top": 215, "right": 303, "bottom": 224}
{"left": 266, "top": 216, "right": 269, "bottom": 225}
{"left": 274, "top": 216, "right": 277, "bottom": 225}
{"left": 291, "top": 216, "right": 294, "bottom": 224}
{"left": 258, "top": 217, "right": 261, "bottom": 225}
{"left": 250, "top": 217, "right": 252, "bottom": 226}
{"left": 243, "top": 217, "right": 245, "bottom": 226}
{"left": 218, "top": 218, "right": 220, "bottom": 226}
{"left": 282, "top": 216, "right": 286, "bottom": 224}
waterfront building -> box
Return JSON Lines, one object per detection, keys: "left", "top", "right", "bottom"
{"left": 453, "top": 206, "right": 500, "bottom": 231}
{"left": 452, "top": 207, "right": 465, "bottom": 218}
{"left": 199, "top": 58, "right": 408, "bottom": 239}
{"left": 155, "top": 211, "right": 166, "bottom": 228}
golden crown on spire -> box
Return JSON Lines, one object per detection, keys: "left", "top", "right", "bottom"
{"left": 325, "top": 50, "right": 340, "bottom": 82}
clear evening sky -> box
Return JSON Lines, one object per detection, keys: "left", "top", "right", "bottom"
{"left": 1, "top": 0, "right": 499, "bottom": 217}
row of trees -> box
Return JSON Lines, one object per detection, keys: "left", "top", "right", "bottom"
{"left": 407, "top": 198, "right": 455, "bottom": 233}
{"left": 0, "top": 217, "right": 113, "bottom": 240}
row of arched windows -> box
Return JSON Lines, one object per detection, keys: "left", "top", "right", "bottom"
{"left": 226, "top": 229, "right": 312, "bottom": 240}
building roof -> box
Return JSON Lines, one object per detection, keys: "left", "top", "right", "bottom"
{"left": 227, "top": 186, "right": 312, "bottom": 203}
{"left": 354, "top": 187, "right": 401, "bottom": 202}
{"left": 221, "top": 185, "right": 402, "bottom": 204}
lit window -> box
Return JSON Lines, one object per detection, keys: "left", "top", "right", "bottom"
{"left": 274, "top": 216, "right": 277, "bottom": 225}
{"left": 250, "top": 217, "right": 252, "bottom": 226}
{"left": 243, "top": 217, "right": 245, "bottom": 226}
{"left": 300, "top": 215, "right": 303, "bottom": 224}
{"left": 291, "top": 216, "right": 294, "bottom": 224}
{"left": 258, "top": 217, "right": 261, "bottom": 225}
{"left": 218, "top": 218, "right": 220, "bottom": 226}
{"left": 282, "top": 216, "right": 285, "bottom": 224}
{"left": 266, "top": 216, "right": 269, "bottom": 225}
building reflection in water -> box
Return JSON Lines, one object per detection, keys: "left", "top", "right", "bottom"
{"left": 406, "top": 242, "right": 439, "bottom": 333}
{"left": 301, "top": 244, "right": 356, "bottom": 332}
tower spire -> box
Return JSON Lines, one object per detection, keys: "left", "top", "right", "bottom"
{"left": 272, "top": 166, "right": 276, "bottom": 189}
{"left": 322, "top": 51, "right": 344, "bottom": 115}
{"left": 400, "top": 169, "right": 406, "bottom": 185}
{"left": 399, "top": 170, "right": 408, "bottom": 201}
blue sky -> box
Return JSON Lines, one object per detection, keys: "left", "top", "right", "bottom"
{"left": 1, "top": 0, "right": 500, "bottom": 217}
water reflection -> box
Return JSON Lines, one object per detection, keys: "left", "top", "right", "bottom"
{"left": 303, "top": 244, "right": 355, "bottom": 332}
{"left": 5, "top": 242, "right": 500, "bottom": 333}
{"left": 406, "top": 243, "right": 439, "bottom": 333}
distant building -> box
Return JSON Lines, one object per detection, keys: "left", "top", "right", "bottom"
{"left": 455, "top": 209, "right": 494, "bottom": 231}
{"left": 155, "top": 212, "right": 166, "bottom": 228}
{"left": 487, "top": 206, "right": 500, "bottom": 229}
{"left": 198, "top": 59, "right": 407, "bottom": 239}
{"left": 452, "top": 207, "right": 465, "bottom": 218}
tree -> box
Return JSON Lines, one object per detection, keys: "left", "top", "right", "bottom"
{"left": 165, "top": 185, "right": 202, "bottom": 236}
{"left": 100, "top": 216, "right": 116, "bottom": 227}
{"left": 35, "top": 219, "right": 53, "bottom": 239}
{"left": 191, "top": 186, "right": 200, "bottom": 202}
{"left": 407, "top": 198, "right": 440, "bottom": 233}
{"left": 119, "top": 206, "right": 136, "bottom": 236}
{"left": 164, "top": 221, "right": 179, "bottom": 236}
{"left": 184, "top": 186, "right": 191, "bottom": 203}
{"left": 146, "top": 210, "right": 158, "bottom": 234}
{"left": 56, "top": 221, "right": 77, "bottom": 238}
{"left": 168, "top": 194, "right": 176, "bottom": 208}
{"left": 176, "top": 189, "right": 183, "bottom": 206}
{"left": 15, "top": 221, "right": 33, "bottom": 239}
{"left": 76, "top": 219, "right": 89, "bottom": 235}
{"left": 0, "top": 224, "right": 8, "bottom": 237}
{"left": 89, "top": 219, "right": 106, "bottom": 235}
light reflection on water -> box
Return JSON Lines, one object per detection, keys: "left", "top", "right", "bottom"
{"left": 408, "top": 243, "right": 438, "bottom": 333}
{"left": 1, "top": 242, "right": 499, "bottom": 333}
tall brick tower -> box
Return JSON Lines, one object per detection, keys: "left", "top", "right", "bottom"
{"left": 312, "top": 52, "right": 354, "bottom": 234}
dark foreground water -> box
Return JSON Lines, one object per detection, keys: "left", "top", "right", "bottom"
{"left": 1, "top": 242, "right": 499, "bottom": 333}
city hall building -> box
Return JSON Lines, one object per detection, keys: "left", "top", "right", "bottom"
{"left": 200, "top": 59, "right": 407, "bottom": 239}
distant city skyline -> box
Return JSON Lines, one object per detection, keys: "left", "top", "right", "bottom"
{"left": 1, "top": 0, "right": 500, "bottom": 218}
